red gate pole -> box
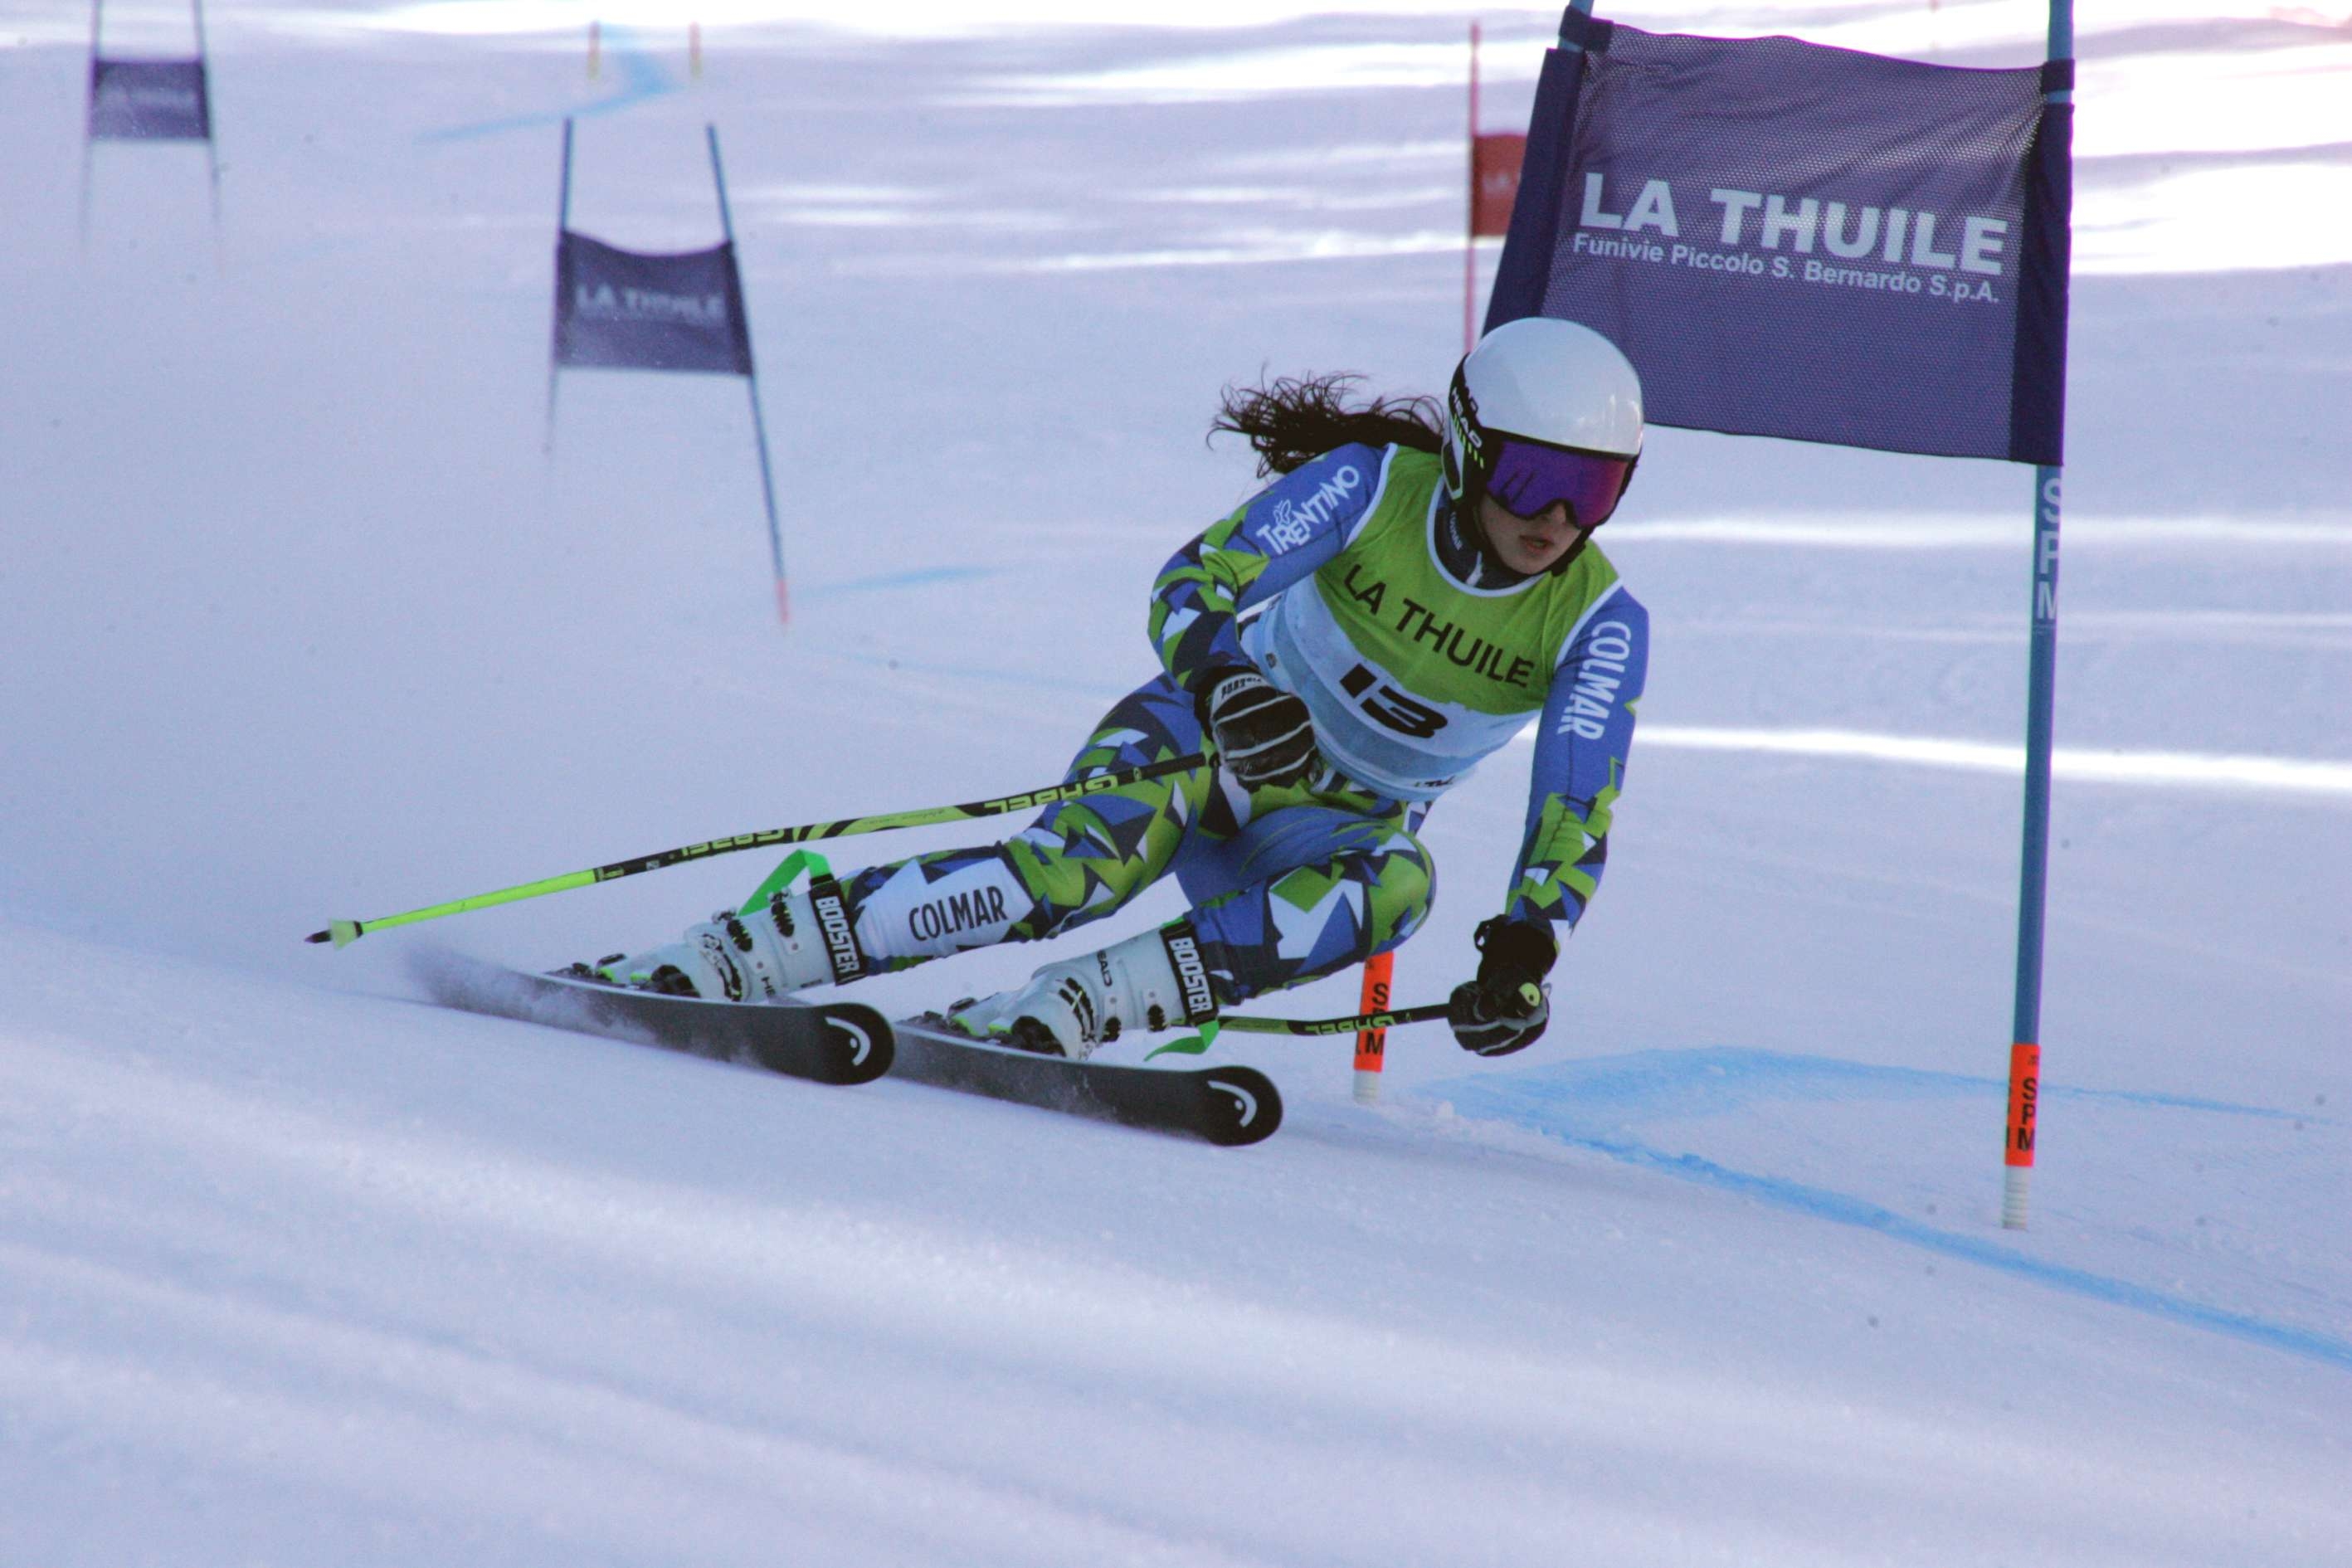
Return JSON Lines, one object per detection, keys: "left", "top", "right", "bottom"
{"left": 1353, "top": 951, "right": 1395, "bottom": 1104}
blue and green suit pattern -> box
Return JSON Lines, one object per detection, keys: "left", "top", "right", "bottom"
{"left": 832, "top": 442, "right": 1645, "bottom": 1005}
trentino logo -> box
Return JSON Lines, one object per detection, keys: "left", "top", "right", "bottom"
{"left": 1263, "top": 465, "right": 1363, "bottom": 554}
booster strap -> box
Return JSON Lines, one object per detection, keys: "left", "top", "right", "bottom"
{"left": 807, "top": 875, "right": 869, "bottom": 985}
{"left": 1160, "top": 920, "right": 1220, "bottom": 1025}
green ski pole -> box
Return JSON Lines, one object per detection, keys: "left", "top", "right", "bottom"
{"left": 306, "top": 752, "right": 1210, "bottom": 948}
{"left": 1147, "top": 1003, "right": 1454, "bottom": 1059}
{"left": 1218, "top": 1003, "right": 1453, "bottom": 1036}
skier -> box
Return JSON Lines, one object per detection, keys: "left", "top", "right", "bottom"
{"left": 594, "top": 317, "right": 1650, "bottom": 1061}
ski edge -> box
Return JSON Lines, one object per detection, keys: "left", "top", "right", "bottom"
{"left": 409, "top": 950, "right": 894, "bottom": 1086}
{"left": 889, "top": 1018, "right": 1282, "bottom": 1147}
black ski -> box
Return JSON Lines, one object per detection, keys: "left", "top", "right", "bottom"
{"left": 411, "top": 952, "right": 894, "bottom": 1085}
{"left": 889, "top": 1016, "right": 1281, "bottom": 1147}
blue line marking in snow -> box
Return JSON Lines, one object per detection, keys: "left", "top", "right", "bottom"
{"left": 1513, "top": 1045, "right": 2306, "bottom": 1126}
{"left": 1424, "top": 1050, "right": 2351, "bottom": 1372}
{"left": 807, "top": 649, "right": 2346, "bottom": 1368}
{"left": 421, "top": 30, "right": 676, "bottom": 144}
{"left": 798, "top": 566, "right": 1006, "bottom": 602}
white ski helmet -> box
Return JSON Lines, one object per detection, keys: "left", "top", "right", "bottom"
{"left": 1442, "top": 317, "right": 1644, "bottom": 529}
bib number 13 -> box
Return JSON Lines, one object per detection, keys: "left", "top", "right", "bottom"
{"left": 1340, "top": 665, "right": 1447, "bottom": 738}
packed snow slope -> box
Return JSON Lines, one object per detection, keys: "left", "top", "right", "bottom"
{"left": 3, "top": 2, "right": 2347, "bottom": 1562}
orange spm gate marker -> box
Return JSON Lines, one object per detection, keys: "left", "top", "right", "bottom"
{"left": 2004, "top": 1041, "right": 2039, "bottom": 1229}
{"left": 1353, "top": 951, "right": 1394, "bottom": 1105}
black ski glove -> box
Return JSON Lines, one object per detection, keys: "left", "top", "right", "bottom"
{"left": 1197, "top": 665, "right": 1318, "bottom": 790}
{"left": 1448, "top": 917, "right": 1558, "bottom": 1056}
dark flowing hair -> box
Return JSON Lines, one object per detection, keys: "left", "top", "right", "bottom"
{"left": 1210, "top": 373, "right": 1444, "bottom": 478}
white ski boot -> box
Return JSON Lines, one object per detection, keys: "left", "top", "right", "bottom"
{"left": 951, "top": 923, "right": 1217, "bottom": 1059}
{"left": 600, "top": 884, "right": 866, "bottom": 1002}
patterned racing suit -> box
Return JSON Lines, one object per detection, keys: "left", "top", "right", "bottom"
{"left": 827, "top": 442, "right": 1648, "bottom": 1006}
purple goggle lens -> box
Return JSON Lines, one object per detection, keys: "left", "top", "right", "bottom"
{"left": 1484, "top": 436, "right": 1634, "bottom": 528}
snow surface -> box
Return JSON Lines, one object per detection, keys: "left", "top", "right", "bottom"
{"left": 3, "top": 2, "right": 2347, "bottom": 1562}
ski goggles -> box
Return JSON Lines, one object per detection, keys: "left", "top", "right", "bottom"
{"left": 1483, "top": 435, "right": 1638, "bottom": 528}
